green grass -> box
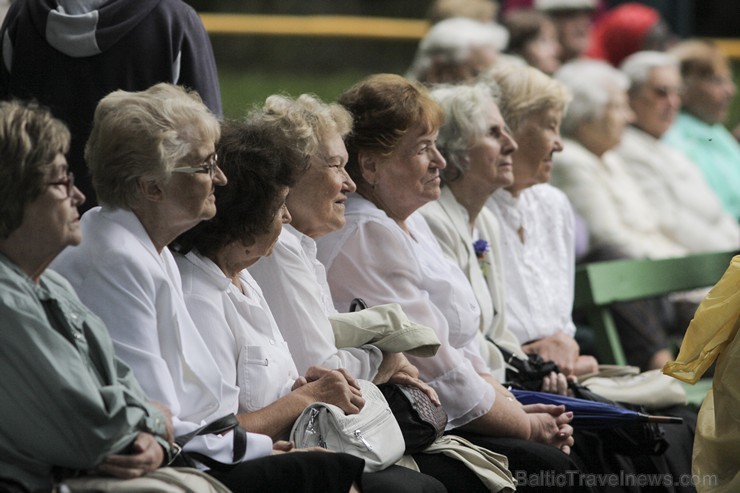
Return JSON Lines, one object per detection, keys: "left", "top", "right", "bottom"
{"left": 219, "top": 69, "right": 370, "bottom": 119}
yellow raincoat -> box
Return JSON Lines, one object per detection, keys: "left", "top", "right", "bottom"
{"left": 663, "top": 255, "right": 740, "bottom": 492}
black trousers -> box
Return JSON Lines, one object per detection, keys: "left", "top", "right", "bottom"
{"left": 208, "top": 453, "right": 447, "bottom": 493}
{"left": 207, "top": 451, "right": 363, "bottom": 493}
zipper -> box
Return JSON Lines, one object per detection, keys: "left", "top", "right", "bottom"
{"left": 350, "top": 408, "right": 391, "bottom": 451}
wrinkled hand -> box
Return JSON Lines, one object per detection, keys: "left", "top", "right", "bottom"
{"left": 95, "top": 433, "right": 163, "bottom": 478}
{"left": 523, "top": 332, "right": 579, "bottom": 376}
{"left": 540, "top": 371, "right": 574, "bottom": 396}
{"left": 149, "top": 401, "right": 174, "bottom": 445}
{"left": 292, "top": 376, "right": 308, "bottom": 391}
{"left": 574, "top": 355, "right": 599, "bottom": 377}
{"left": 525, "top": 405, "right": 574, "bottom": 455}
{"left": 387, "top": 372, "right": 441, "bottom": 406}
{"left": 300, "top": 367, "right": 365, "bottom": 414}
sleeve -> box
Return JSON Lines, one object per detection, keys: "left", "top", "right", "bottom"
{"left": 73, "top": 256, "right": 183, "bottom": 416}
{"left": 322, "top": 220, "right": 495, "bottom": 429}
{"left": 0, "top": 304, "right": 166, "bottom": 470}
{"left": 175, "top": 5, "right": 222, "bottom": 117}
{"left": 249, "top": 237, "right": 382, "bottom": 380}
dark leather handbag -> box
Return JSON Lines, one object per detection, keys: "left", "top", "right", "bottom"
{"left": 378, "top": 383, "right": 448, "bottom": 454}
{"left": 349, "top": 298, "right": 448, "bottom": 454}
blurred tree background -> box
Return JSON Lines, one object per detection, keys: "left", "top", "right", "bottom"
{"left": 184, "top": 1, "right": 739, "bottom": 128}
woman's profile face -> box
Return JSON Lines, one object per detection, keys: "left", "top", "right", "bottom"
{"left": 511, "top": 107, "right": 564, "bottom": 188}
{"left": 166, "top": 139, "right": 227, "bottom": 232}
{"left": 466, "top": 102, "right": 518, "bottom": 191}
{"left": 593, "top": 88, "right": 634, "bottom": 151}
{"left": 251, "top": 187, "right": 291, "bottom": 259}
{"left": 23, "top": 153, "right": 86, "bottom": 255}
{"left": 286, "top": 130, "right": 355, "bottom": 239}
{"left": 369, "top": 124, "right": 446, "bottom": 219}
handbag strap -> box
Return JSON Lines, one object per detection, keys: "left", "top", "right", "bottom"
{"left": 174, "top": 413, "right": 247, "bottom": 471}
{"left": 349, "top": 297, "right": 368, "bottom": 312}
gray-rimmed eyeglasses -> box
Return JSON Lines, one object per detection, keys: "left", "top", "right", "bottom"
{"left": 171, "top": 153, "right": 219, "bottom": 178}
{"left": 47, "top": 171, "right": 75, "bottom": 198}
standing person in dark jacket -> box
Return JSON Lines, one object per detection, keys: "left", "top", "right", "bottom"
{"left": 0, "top": 0, "right": 222, "bottom": 211}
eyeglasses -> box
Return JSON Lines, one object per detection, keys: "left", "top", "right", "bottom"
{"left": 47, "top": 171, "right": 75, "bottom": 198}
{"left": 171, "top": 153, "right": 219, "bottom": 178}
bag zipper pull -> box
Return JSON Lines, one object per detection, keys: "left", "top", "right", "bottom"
{"left": 354, "top": 429, "right": 373, "bottom": 450}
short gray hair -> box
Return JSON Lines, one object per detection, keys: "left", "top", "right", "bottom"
{"left": 620, "top": 50, "right": 679, "bottom": 91}
{"left": 407, "top": 17, "right": 508, "bottom": 82}
{"left": 555, "top": 59, "right": 629, "bottom": 137}
{"left": 86, "top": 83, "right": 220, "bottom": 209}
{"left": 431, "top": 82, "right": 501, "bottom": 182}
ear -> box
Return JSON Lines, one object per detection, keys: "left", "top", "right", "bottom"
{"left": 357, "top": 150, "right": 380, "bottom": 185}
{"left": 137, "top": 176, "right": 165, "bottom": 203}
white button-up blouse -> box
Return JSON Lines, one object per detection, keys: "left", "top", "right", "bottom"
{"left": 176, "top": 250, "right": 298, "bottom": 414}
{"left": 248, "top": 224, "right": 382, "bottom": 380}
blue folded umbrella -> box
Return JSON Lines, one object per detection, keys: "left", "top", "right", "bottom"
{"left": 511, "top": 389, "right": 683, "bottom": 429}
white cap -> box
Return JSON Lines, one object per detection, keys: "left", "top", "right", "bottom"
{"left": 534, "top": 0, "right": 597, "bottom": 11}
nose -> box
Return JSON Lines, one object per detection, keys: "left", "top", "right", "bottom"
{"left": 342, "top": 168, "right": 357, "bottom": 193}
{"left": 71, "top": 185, "right": 86, "bottom": 207}
{"left": 282, "top": 205, "right": 292, "bottom": 224}
{"left": 213, "top": 164, "right": 227, "bottom": 186}
{"left": 552, "top": 128, "right": 564, "bottom": 153}
{"left": 624, "top": 104, "right": 636, "bottom": 125}
{"left": 431, "top": 144, "right": 447, "bottom": 169}
{"left": 503, "top": 130, "right": 518, "bottom": 154}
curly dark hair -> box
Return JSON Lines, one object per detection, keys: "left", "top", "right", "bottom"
{"left": 173, "top": 118, "right": 307, "bottom": 257}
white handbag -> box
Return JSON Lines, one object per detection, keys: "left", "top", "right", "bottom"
{"left": 290, "top": 379, "right": 405, "bottom": 472}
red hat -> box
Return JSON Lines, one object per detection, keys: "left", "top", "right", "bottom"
{"left": 586, "top": 3, "right": 660, "bottom": 67}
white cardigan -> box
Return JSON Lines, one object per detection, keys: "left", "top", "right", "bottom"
{"left": 615, "top": 126, "right": 739, "bottom": 253}
{"left": 52, "top": 207, "right": 272, "bottom": 464}
{"left": 551, "top": 139, "right": 688, "bottom": 259}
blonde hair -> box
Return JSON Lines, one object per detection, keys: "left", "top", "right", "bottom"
{"left": 257, "top": 93, "right": 352, "bottom": 164}
{"left": 481, "top": 63, "right": 571, "bottom": 132}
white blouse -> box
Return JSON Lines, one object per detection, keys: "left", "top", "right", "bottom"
{"left": 51, "top": 207, "right": 272, "bottom": 465}
{"left": 487, "top": 184, "right": 577, "bottom": 344}
{"left": 316, "top": 194, "right": 495, "bottom": 430}
{"left": 176, "top": 251, "right": 298, "bottom": 414}
{"left": 248, "top": 224, "right": 382, "bottom": 380}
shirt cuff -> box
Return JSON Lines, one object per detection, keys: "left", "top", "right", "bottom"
{"left": 243, "top": 432, "right": 273, "bottom": 461}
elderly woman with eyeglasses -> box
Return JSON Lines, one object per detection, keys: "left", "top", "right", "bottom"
{"left": 314, "top": 74, "right": 592, "bottom": 492}
{"left": 51, "top": 84, "right": 365, "bottom": 493}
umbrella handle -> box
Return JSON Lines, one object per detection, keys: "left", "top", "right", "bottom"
{"left": 641, "top": 414, "right": 684, "bottom": 425}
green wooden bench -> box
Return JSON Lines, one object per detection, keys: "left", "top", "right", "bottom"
{"left": 573, "top": 250, "right": 738, "bottom": 404}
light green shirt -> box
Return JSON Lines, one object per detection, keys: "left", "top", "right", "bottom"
{"left": 663, "top": 112, "right": 740, "bottom": 220}
{"left": 0, "top": 254, "right": 168, "bottom": 493}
